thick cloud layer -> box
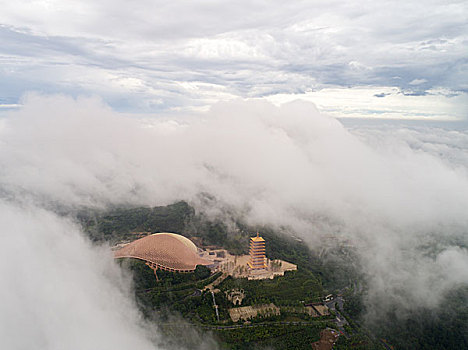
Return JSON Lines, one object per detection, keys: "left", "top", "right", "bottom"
{"left": 0, "top": 201, "right": 162, "bottom": 349}
{"left": 1, "top": 94, "right": 467, "bottom": 345}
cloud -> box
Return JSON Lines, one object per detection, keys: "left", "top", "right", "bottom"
{"left": 0, "top": 1, "right": 466, "bottom": 114}
{"left": 267, "top": 86, "right": 468, "bottom": 120}
{"left": 1, "top": 95, "right": 467, "bottom": 325}
{"left": 373, "top": 92, "right": 391, "bottom": 98}
{"left": 409, "top": 78, "right": 428, "bottom": 85}
{"left": 0, "top": 200, "right": 163, "bottom": 349}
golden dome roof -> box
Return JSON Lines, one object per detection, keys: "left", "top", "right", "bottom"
{"left": 114, "top": 233, "right": 210, "bottom": 271}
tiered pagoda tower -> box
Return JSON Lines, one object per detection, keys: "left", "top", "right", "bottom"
{"left": 247, "top": 232, "right": 267, "bottom": 270}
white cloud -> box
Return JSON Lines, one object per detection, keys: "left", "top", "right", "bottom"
{"left": 409, "top": 78, "right": 428, "bottom": 85}
{"left": 0, "top": 201, "right": 162, "bottom": 350}
{"left": 0, "top": 103, "right": 21, "bottom": 108}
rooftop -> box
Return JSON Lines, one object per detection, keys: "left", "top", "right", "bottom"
{"left": 114, "top": 232, "right": 211, "bottom": 271}
{"left": 250, "top": 232, "right": 265, "bottom": 242}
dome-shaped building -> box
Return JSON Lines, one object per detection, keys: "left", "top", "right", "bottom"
{"left": 114, "top": 233, "right": 211, "bottom": 273}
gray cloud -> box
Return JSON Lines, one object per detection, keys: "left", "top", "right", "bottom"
{"left": 0, "top": 1, "right": 466, "bottom": 114}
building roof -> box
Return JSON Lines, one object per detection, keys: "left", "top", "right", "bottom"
{"left": 114, "top": 232, "right": 211, "bottom": 271}
{"left": 250, "top": 232, "right": 265, "bottom": 242}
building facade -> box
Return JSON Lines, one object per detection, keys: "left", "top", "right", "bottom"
{"left": 247, "top": 232, "right": 267, "bottom": 270}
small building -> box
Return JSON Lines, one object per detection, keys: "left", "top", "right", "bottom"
{"left": 225, "top": 288, "right": 245, "bottom": 306}
{"left": 308, "top": 303, "right": 330, "bottom": 316}
{"left": 228, "top": 303, "right": 280, "bottom": 322}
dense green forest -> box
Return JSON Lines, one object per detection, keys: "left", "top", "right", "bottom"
{"left": 218, "top": 271, "right": 323, "bottom": 306}
{"left": 217, "top": 324, "right": 323, "bottom": 350}
{"left": 77, "top": 201, "right": 194, "bottom": 243}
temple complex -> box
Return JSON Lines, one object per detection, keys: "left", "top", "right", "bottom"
{"left": 114, "top": 230, "right": 297, "bottom": 282}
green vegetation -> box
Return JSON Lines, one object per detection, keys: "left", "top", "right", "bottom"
{"left": 218, "top": 270, "right": 322, "bottom": 306}
{"left": 216, "top": 324, "right": 322, "bottom": 350}
{"left": 118, "top": 259, "right": 219, "bottom": 318}
{"left": 78, "top": 201, "right": 193, "bottom": 243}
{"left": 121, "top": 258, "right": 327, "bottom": 326}
{"left": 120, "top": 258, "right": 211, "bottom": 290}
{"left": 334, "top": 333, "right": 384, "bottom": 350}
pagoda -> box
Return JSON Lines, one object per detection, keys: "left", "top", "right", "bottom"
{"left": 247, "top": 232, "right": 267, "bottom": 270}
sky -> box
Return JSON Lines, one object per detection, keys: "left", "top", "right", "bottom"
{"left": 0, "top": 0, "right": 467, "bottom": 119}
{"left": 1, "top": 2, "right": 468, "bottom": 349}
